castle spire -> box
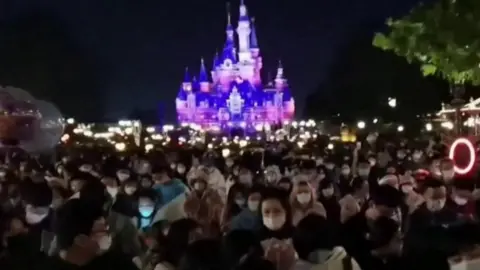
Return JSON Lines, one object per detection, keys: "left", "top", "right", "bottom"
{"left": 275, "top": 60, "right": 283, "bottom": 79}
{"left": 250, "top": 17, "right": 259, "bottom": 50}
{"left": 199, "top": 58, "right": 208, "bottom": 82}
{"left": 239, "top": 0, "right": 249, "bottom": 22}
{"left": 183, "top": 67, "right": 190, "bottom": 82}
{"left": 275, "top": 60, "right": 287, "bottom": 89}
{"left": 221, "top": 2, "right": 237, "bottom": 64}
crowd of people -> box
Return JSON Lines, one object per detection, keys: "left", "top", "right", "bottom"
{"left": 0, "top": 133, "right": 479, "bottom": 270}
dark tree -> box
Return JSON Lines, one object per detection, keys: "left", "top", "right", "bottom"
{"left": 304, "top": 26, "right": 450, "bottom": 123}
{"left": 0, "top": 11, "right": 106, "bottom": 121}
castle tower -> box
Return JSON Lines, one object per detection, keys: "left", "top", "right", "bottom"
{"left": 250, "top": 17, "right": 262, "bottom": 86}
{"left": 237, "top": 0, "right": 251, "bottom": 62}
{"left": 275, "top": 60, "right": 287, "bottom": 89}
{"left": 250, "top": 17, "right": 259, "bottom": 57}
{"left": 218, "top": 4, "right": 237, "bottom": 90}
{"left": 199, "top": 58, "right": 210, "bottom": 92}
{"left": 236, "top": 0, "right": 255, "bottom": 82}
{"left": 181, "top": 67, "right": 192, "bottom": 91}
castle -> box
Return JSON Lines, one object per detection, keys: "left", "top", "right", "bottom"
{"left": 175, "top": 0, "right": 295, "bottom": 129}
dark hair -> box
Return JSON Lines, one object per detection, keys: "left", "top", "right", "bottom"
{"left": 165, "top": 218, "right": 200, "bottom": 266}
{"left": 223, "top": 230, "right": 262, "bottom": 268}
{"left": 54, "top": 199, "right": 104, "bottom": 249}
{"left": 224, "top": 183, "right": 247, "bottom": 221}
{"left": 258, "top": 187, "right": 293, "bottom": 239}
{"left": 293, "top": 214, "right": 333, "bottom": 260}
{"left": 178, "top": 239, "right": 227, "bottom": 270}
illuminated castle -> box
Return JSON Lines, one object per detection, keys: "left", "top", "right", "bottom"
{"left": 176, "top": 1, "right": 295, "bottom": 129}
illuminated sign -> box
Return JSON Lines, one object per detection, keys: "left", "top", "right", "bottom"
{"left": 448, "top": 137, "right": 476, "bottom": 175}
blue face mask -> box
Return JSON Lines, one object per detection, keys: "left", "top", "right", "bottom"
{"left": 139, "top": 205, "right": 155, "bottom": 217}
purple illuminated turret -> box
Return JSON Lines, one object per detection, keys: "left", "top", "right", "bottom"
{"left": 182, "top": 67, "right": 192, "bottom": 91}
{"left": 199, "top": 58, "right": 210, "bottom": 92}
{"left": 250, "top": 18, "right": 259, "bottom": 56}
{"left": 275, "top": 60, "right": 286, "bottom": 89}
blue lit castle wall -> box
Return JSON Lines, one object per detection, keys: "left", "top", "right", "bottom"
{"left": 175, "top": 1, "right": 295, "bottom": 129}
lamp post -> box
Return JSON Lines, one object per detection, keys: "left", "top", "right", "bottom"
{"left": 450, "top": 84, "right": 465, "bottom": 135}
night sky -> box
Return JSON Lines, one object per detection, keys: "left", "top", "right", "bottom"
{"left": 2, "top": 0, "right": 422, "bottom": 121}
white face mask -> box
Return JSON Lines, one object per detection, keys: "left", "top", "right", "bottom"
{"left": 177, "top": 166, "right": 186, "bottom": 174}
{"left": 318, "top": 174, "right": 325, "bottom": 180}
{"left": 170, "top": 163, "right": 177, "bottom": 170}
{"left": 25, "top": 210, "right": 48, "bottom": 224}
{"left": 194, "top": 182, "right": 204, "bottom": 191}
{"left": 235, "top": 198, "right": 246, "bottom": 206}
{"left": 412, "top": 153, "right": 422, "bottom": 162}
{"left": 358, "top": 169, "right": 370, "bottom": 177}
{"left": 125, "top": 187, "right": 136, "bottom": 195}
{"left": 106, "top": 187, "right": 119, "bottom": 197}
{"left": 427, "top": 199, "right": 446, "bottom": 212}
{"left": 96, "top": 235, "right": 112, "bottom": 252}
{"left": 117, "top": 172, "right": 130, "bottom": 182}
{"left": 453, "top": 196, "right": 468, "bottom": 205}
{"left": 248, "top": 200, "right": 259, "bottom": 211}
{"left": 239, "top": 174, "right": 252, "bottom": 185}
{"left": 315, "top": 159, "right": 324, "bottom": 166}
{"left": 79, "top": 164, "right": 92, "bottom": 172}
{"left": 263, "top": 215, "right": 286, "bottom": 230}
{"left": 401, "top": 185, "right": 413, "bottom": 194}
{"left": 341, "top": 168, "right": 351, "bottom": 175}
{"left": 322, "top": 188, "right": 334, "bottom": 197}
{"left": 225, "top": 160, "right": 234, "bottom": 167}
{"left": 325, "top": 164, "right": 335, "bottom": 170}
{"left": 368, "top": 159, "right": 376, "bottom": 167}
{"left": 139, "top": 205, "right": 155, "bottom": 217}
{"left": 296, "top": 193, "right": 312, "bottom": 204}
{"left": 0, "top": 171, "right": 6, "bottom": 177}
{"left": 442, "top": 170, "right": 455, "bottom": 180}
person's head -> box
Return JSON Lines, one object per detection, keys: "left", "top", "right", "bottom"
{"left": 357, "top": 161, "right": 370, "bottom": 178}
{"left": 340, "top": 164, "right": 351, "bottom": 176}
{"left": 370, "top": 185, "right": 402, "bottom": 217}
{"left": 152, "top": 166, "right": 172, "bottom": 185}
{"left": 177, "top": 163, "right": 187, "bottom": 175}
{"left": 247, "top": 185, "right": 263, "bottom": 212}
{"left": 21, "top": 181, "right": 53, "bottom": 225}
{"left": 177, "top": 239, "right": 227, "bottom": 270}
{"left": 223, "top": 230, "right": 262, "bottom": 267}
{"left": 140, "top": 175, "right": 153, "bottom": 189}
{"left": 116, "top": 169, "right": 131, "bottom": 182}
{"left": 351, "top": 178, "right": 369, "bottom": 198}
{"left": 165, "top": 218, "right": 202, "bottom": 266}
{"left": 260, "top": 188, "right": 292, "bottom": 231}
{"left": 102, "top": 176, "right": 119, "bottom": 198}
{"left": 291, "top": 181, "right": 314, "bottom": 206}
{"left": 368, "top": 216, "right": 400, "bottom": 250}
{"left": 440, "top": 159, "right": 455, "bottom": 182}
{"left": 123, "top": 179, "right": 138, "bottom": 195}
{"left": 292, "top": 214, "right": 332, "bottom": 261}
{"left": 396, "top": 149, "right": 406, "bottom": 160}
{"left": 191, "top": 178, "right": 208, "bottom": 192}
{"left": 227, "top": 183, "right": 247, "bottom": 208}
{"left": 137, "top": 189, "right": 157, "bottom": 218}
{"left": 69, "top": 177, "right": 86, "bottom": 193}
{"left": 277, "top": 177, "right": 292, "bottom": 192}
{"left": 54, "top": 199, "right": 111, "bottom": 255}
{"left": 238, "top": 167, "right": 253, "bottom": 186}
{"left": 318, "top": 179, "right": 335, "bottom": 198}
{"left": 422, "top": 179, "right": 447, "bottom": 212}
{"left": 451, "top": 179, "right": 474, "bottom": 206}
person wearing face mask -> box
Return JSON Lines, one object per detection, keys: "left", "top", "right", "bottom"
{"left": 20, "top": 181, "right": 55, "bottom": 254}
{"left": 317, "top": 179, "right": 340, "bottom": 225}
{"left": 338, "top": 164, "right": 353, "bottom": 196}
{"left": 404, "top": 179, "right": 462, "bottom": 264}
{"left": 230, "top": 185, "right": 263, "bottom": 232}
{"left": 237, "top": 167, "right": 254, "bottom": 187}
{"left": 116, "top": 169, "right": 131, "bottom": 183}
{"left": 184, "top": 177, "right": 224, "bottom": 237}
{"left": 220, "top": 183, "right": 248, "bottom": 230}
{"left": 150, "top": 166, "right": 189, "bottom": 223}
{"left": 290, "top": 181, "right": 326, "bottom": 226}
{"left": 439, "top": 159, "right": 455, "bottom": 183}
{"left": 258, "top": 188, "right": 294, "bottom": 241}
{"left": 45, "top": 199, "right": 138, "bottom": 270}
{"left": 132, "top": 190, "right": 159, "bottom": 232}
{"left": 447, "top": 179, "right": 476, "bottom": 220}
